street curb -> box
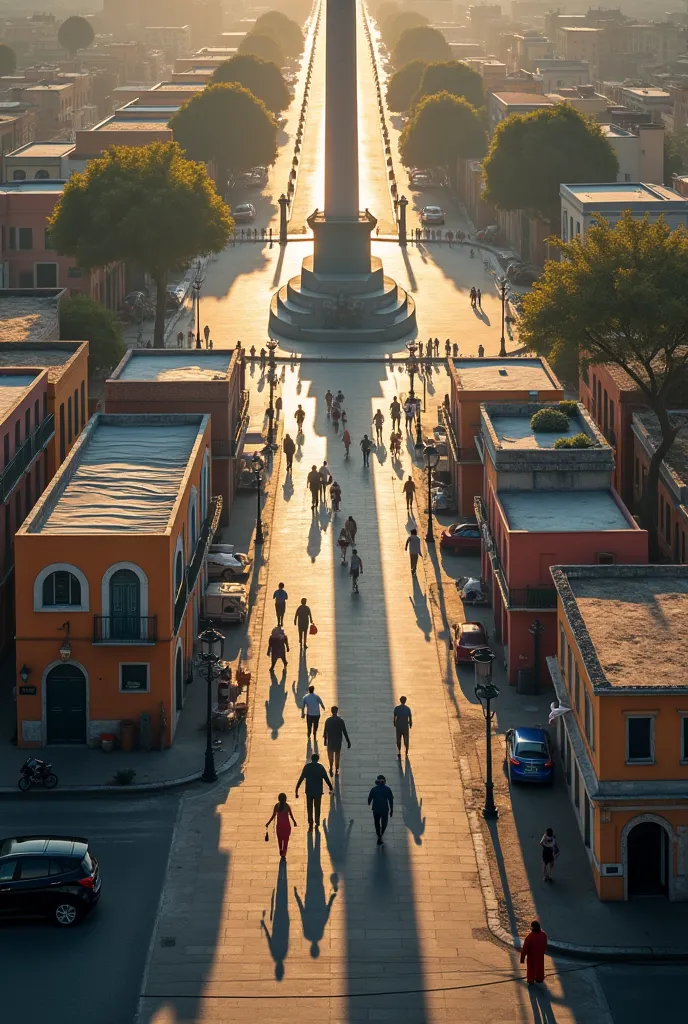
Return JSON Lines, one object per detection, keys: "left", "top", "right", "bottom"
{"left": 0, "top": 750, "right": 241, "bottom": 797}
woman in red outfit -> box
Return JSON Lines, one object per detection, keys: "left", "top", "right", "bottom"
{"left": 520, "top": 920, "right": 547, "bottom": 984}
{"left": 266, "top": 793, "right": 298, "bottom": 859}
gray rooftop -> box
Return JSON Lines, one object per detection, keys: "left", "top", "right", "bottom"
{"left": 491, "top": 413, "right": 581, "bottom": 449}
{"left": 114, "top": 351, "right": 232, "bottom": 382}
{"left": 0, "top": 374, "right": 38, "bottom": 417}
{"left": 452, "top": 358, "right": 560, "bottom": 394}
{"left": 500, "top": 490, "right": 632, "bottom": 532}
{"left": 481, "top": 402, "right": 612, "bottom": 474}
{"left": 0, "top": 290, "right": 64, "bottom": 342}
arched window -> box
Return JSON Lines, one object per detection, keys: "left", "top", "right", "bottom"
{"left": 42, "top": 570, "right": 81, "bottom": 607}
{"left": 34, "top": 169, "right": 49, "bottom": 180}
{"left": 12, "top": 169, "right": 26, "bottom": 181}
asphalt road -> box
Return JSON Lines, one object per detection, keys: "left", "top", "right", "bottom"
{"left": 596, "top": 965, "right": 687, "bottom": 1022}
{"left": 0, "top": 794, "right": 179, "bottom": 1024}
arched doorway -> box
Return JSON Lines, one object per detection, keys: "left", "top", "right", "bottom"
{"left": 46, "top": 664, "right": 87, "bottom": 744}
{"left": 627, "top": 820, "right": 669, "bottom": 897}
{"left": 175, "top": 647, "right": 184, "bottom": 712}
{"left": 110, "top": 568, "right": 140, "bottom": 640}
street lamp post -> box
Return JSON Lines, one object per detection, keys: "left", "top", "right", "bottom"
{"left": 496, "top": 276, "right": 508, "bottom": 358}
{"left": 193, "top": 261, "right": 203, "bottom": 348}
{"left": 406, "top": 340, "right": 417, "bottom": 399}
{"left": 423, "top": 443, "right": 440, "bottom": 544}
{"left": 266, "top": 339, "right": 278, "bottom": 451}
{"left": 253, "top": 453, "right": 265, "bottom": 543}
{"left": 473, "top": 649, "right": 499, "bottom": 819}
{"left": 198, "top": 623, "right": 224, "bottom": 783}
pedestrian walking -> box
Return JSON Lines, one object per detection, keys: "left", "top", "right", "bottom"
{"left": 283, "top": 433, "right": 295, "bottom": 473}
{"left": 336, "top": 389, "right": 345, "bottom": 405}
{"left": 342, "top": 427, "right": 351, "bottom": 458}
{"left": 349, "top": 548, "right": 363, "bottom": 592}
{"left": 390, "top": 397, "right": 402, "bottom": 432}
{"left": 393, "top": 696, "right": 412, "bottom": 757}
{"left": 469, "top": 287, "right": 477, "bottom": 308}
{"left": 337, "top": 526, "right": 350, "bottom": 564}
{"left": 478, "top": 343, "right": 485, "bottom": 358}
{"left": 325, "top": 389, "right": 333, "bottom": 416}
{"left": 177, "top": 330, "right": 184, "bottom": 346}
{"left": 403, "top": 475, "right": 416, "bottom": 515}
{"left": 373, "top": 409, "right": 384, "bottom": 444}
{"left": 476, "top": 288, "right": 482, "bottom": 309}
{"left": 265, "top": 793, "right": 298, "bottom": 859}
{"left": 267, "top": 627, "right": 289, "bottom": 670}
{"left": 203, "top": 325, "right": 210, "bottom": 347}
{"left": 434, "top": 338, "right": 440, "bottom": 357}
{"left": 404, "top": 400, "right": 415, "bottom": 431}
{"left": 345, "top": 515, "right": 357, "bottom": 545}
{"left": 294, "top": 597, "right": 315, "bottom": 649}
{"left": 368, "top": 774, "right": 394, "bottom": 845}
{"left": 332, "top": 403, "right": 341, "bottom": 428}
{"left": 405, "top": 528, "right": 422, "bottom": 576}
{"left": 360, "top": 434, "right": 372, "bottom": 467}
{"left": 418, "top": 340, "right": 424, "bottom": 358}
{"left": 295, "top": 753, "right": 332, "bottom": 831}
{"left": 275, "top": 395, "right": 282, "bottom": 419}
{"left": 295, "top": 404, "right": 306, "bottom": 432}
{"left": 273, "top": 583, "right": 288, "bottom": 626}
{"left": 307, "top": 465, "right": 321, "bottom": 510}
{"left": 260, "top": 347, "right": 266, "bottom": 371}
{"left": 330, "top": 479, "right": 342, "bottom": 512}
{"left": 319, "top": 460, "right": 332, "bottom": 500}
{"left": 520, "top": 921, "right": 547, "bottom": 985}
{"left": 302, "top": 684, "right": 325, "bottom": 739}
{"left": 540, "top": 828, "right": 559, "bottom": 882}
{"left": 323, "top": 706, "right": 351, "bottom": 776}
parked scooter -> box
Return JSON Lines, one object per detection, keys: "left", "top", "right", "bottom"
{"left": 18, "top": 757, "right": 58, "bottom": 792}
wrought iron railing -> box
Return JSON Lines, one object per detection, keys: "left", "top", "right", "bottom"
{"left": 93, "top": 615, "right": 158, "bottom": 643}
{"left": 0, "top": 414, "right": 55, "bottom": 503}
{"left": 231, "top": 390, "right": 250, "bottom": 457}
{"left": 173, "top": 494, "right": 223, "bottom": 634}
{"left": 507, "top": 588, "right": 558, "bottom": 610}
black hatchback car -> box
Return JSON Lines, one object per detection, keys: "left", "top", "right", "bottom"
{"left": 0, "top": 836, "right": 100, "bottom": 927}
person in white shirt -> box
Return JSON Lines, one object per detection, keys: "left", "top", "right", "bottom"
{"left": 302, "top": 684, "right": 325, "bottom": 740}
{"left": 319, "top": 461, "right": 331, "bottom": 499}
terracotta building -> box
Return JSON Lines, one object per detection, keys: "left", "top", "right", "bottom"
{"left": 549, "top": 564, "right": 688, "bottom": 901}
{"left": 14, "top": 412, "right": 220, "bottom": 748}
{"left": 578, "top": 362, "right": 644, "bottom": 505}
{"left": 103, "top": 349, "right": 248, "bottom": 525}
{"left": 632, "top": 410, "right": 688, "bottom": 564}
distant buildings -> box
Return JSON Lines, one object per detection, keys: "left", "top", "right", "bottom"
{"left": 560, "top": 182, "right": 688, "bottom": 242}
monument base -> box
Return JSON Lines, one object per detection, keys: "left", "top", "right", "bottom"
{"left": 269, "top": 211, "right": 416, "bottom": 343}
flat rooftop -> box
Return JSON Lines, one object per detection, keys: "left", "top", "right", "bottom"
{"left": 500, "top": 490, "right": 631, "bottom": 532}
{"left": 114, "top": 352, "right": 232, "bottom": 382}
{"left": 29, "top": 415, "right": 206, "bottom": 535}
{"left": 490, "top": 413, "right": 583, "bottom": 449}
{"left": 623, "top": 87, "right": 671, "bottom": 98}
{"left": 562, "top": 182, "right": 686, "bottom": 205}
{"left": 0, "top": 342, "right": 84, "bottom": 382}
{"left": 552, "top": 566, "right": 688, "bottom": 690}
{"left": 453, "top": 358, "right": 560, "bottom": 393}
{"left": 635, "top": 410, "right": 688, "bottom": 486}
{"left": 94, "top": 118, "right": 171, "bottom": 132}
{"left": 6, "top": 140, "right": 74, "bottom": 159}
{"left": 0, "top": 292, "right": 63, "bottom": 342}
{"left": 0, "top": 374, "right": 38, "bottom": 417}
{"left": 492, "top": 92, "right": 554, "bottom": 105}
{"left": 0, "top": 181, "right": 64, "bottom": 194}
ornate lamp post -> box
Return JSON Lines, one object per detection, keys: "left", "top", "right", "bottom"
{"left": 406, "top": 340, "right": 417, "bottom": 399}
{"left": 473, "top": 649, "right": 498, "bottom": 819}
{"left": 266, "top": 339, "right": 278, "bottom": 451}
{"left": 193, "top": 261, "right": 203, "bottom": 349}
{"left": 496, "top": 276, "right": 508, "bottom": 358}
{"left": 198, "top": 623, "right": 224, "bottom": 783}
{"left": 252, "top": 453, "right": 265, "bottom": 543}
{"left": 423, "top": 443, "right": 440, "bottom": 544}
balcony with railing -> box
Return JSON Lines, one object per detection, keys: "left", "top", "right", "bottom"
{"left": 174, "top": 494, "right": 223, "bottom": 634}
{"left": 0, "top": 414, "right": 55, "bottom": 504}
{"left": 93, "top": 615, "right": 158, "bottom": 644}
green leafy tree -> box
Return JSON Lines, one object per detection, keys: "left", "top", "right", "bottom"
{"left": 381, "top": 10, "right": 428, "bottom": 50}
{"left": 238, "top": 31, "right": 284, "bottom": 66}
{"left": 0, "top": 44, "right": 17, "bottom": 77}
{"left": 57, "top": 15, "right": 94, "bottom": 58}
{"left": 386, "top": 59, "right": 427, "bottom": 111}
{"left": 664, "top": 129, "right": 688, "bottom": 184}
{"left": 254, "top": 10, "right": 304, "bottom": 58}
{"left": 411, "top": 60, "right": 483, "bottom": 112}
{"left": 483, "top": 105, "right": 618, "bottom": 225}
{"left": 519, "top": 212, "right": 688, "bottom": 560}
{"left": 171, "top": 83, "right": 277, "bottom": 187}
{"left": 210, "top": 54, "right": 290, "bottom": 113}
{"left": 393, "top": 26, "right": 450, "bottom": 67}
{"left": 59, "top": 295, "right": 126, "bottom": 375}
{"left": 50, "top": 142, "right": 233, "bottom": 348}
{"left": 399, "top": 92, "right": 486, "bottom": 172}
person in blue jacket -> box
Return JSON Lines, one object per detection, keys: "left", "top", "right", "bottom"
{"left": 368, "top": 774, "right": 394, "bottom": 846}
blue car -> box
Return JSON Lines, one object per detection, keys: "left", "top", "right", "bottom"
{"left": 506, "top": 726, "right": 553, "bottom": 784}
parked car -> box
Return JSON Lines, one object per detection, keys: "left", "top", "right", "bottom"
{"left": 421, "top": 205, "right": 445, "bottom": 225}
{"left": 204, "top": 581, "right": 248, "bottom": 623}
{"left": 233, "top": 202, "right": 256, "bottom": 223}
{"left": 410, "top": 174, "right": 431, "bottom": 189}
{"left": 505, "top": 726, "right": 554, "bottom": 784}
{"left": 206, "top": 551, "right": 252, "bottom": 579}
{"left": 440, "top": 522, "right": 481, "bottom": 553}
{"left": 452, "top": 621, "right": 490, "bottom": 664}
{"left": 0, "top": 835, "right": 100, "bottom": 926}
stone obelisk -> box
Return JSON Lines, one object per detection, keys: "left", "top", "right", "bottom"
{"left": 324, "top": 0, "right": 358, "bottom": 219}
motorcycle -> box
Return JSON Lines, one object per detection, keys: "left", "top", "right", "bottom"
{"left": 18, "top": 757, "right": 58, "bottom": 792}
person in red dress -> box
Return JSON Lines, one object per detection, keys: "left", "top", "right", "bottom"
{"left": 520, "top": 920, "right": 547, "bottom": 984}
{"left": 266, "top": 793, "right": 298, "bottom": 859}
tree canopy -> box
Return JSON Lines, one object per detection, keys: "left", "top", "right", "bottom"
{"left": 238, "top": 31, "right": 284, "bottom": 66}
{"left": 386, "top": 59, "right": 427, "bottom": 112}
{"left": 381, "top": 10, "right": 428, "bottom": 50}
{"left": 482, "top": 104, "right": 618, "bottom": 223}
{"left": 373, "top": 1, "right": 400, "bottom": 22}
{"left": 254, "top": 10, "right": 304, "bottom": 58}
{"left": 399, "top": 92, "right": 486, "bottom": 170}
{"left": 520, "top": 212, "right": 688, "bottom": 559}
{"left": 50, "top": 142, "right": 233, "bottom": 348}
{"left": 59, "top": 295, "right": 126, "bottom": 375}
{"left": 57, "top": 15, "right": 94, "bottom": 58}
{"left": 0, "top": 44, "right": 17, "bottom": 77}
{"left": 411, "top": 60, "right": 483, "bottom": 112}
{"left": 170, "top": 83, "right": 277, "bottom": 183}
{"left": 392, "top": 25, "right": 451, "bottom": 67}
{"left": 210, "top": 54, "right": 290, "bottom": 113}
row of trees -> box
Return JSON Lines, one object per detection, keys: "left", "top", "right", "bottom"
{"left": 238, "top": 9, "right": 304, "bottom": 68}
{"left": 373, "top": 3, "right": 451, "bottom": 67}
{"left": 387, "top": 58, "right": 483, "bottom": 112}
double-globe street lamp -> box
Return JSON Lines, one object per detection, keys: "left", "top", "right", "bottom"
{"left": 252, "top": 452, "right": 265, "bottom": 544}
{"left": 496, "top": 276, "right": 508, "bottom": 358}
{"left": 193, "top": 261, "right": 203, "bottom": 349}
{"left": 406, "top": 341, "right": 424, "bottom": 448}
{"left": 472, "top": 648, "right": 499, "bottom": 819}
{"left": 266, "top": 339, "right": 279, "bottom": 451}
{"left": 423, "top": 443, "right": 440, "bottom": 544}
{"left": 199, "top": 623, "right": 224, "bottom": 783}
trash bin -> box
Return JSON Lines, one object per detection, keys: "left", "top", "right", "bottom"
{"left": 120, "top": 719, "right": 135, "bottom": 753}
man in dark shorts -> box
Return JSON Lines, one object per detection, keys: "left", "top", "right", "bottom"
{"left": 307, "top": 465, "right": 321, "bottom": 510}
{"left": 390, "top": 397, "right": 402, "bottom": 431}
{"left": 368, "top": 774, "right": 394, "bottom": 846}
{"left": 393, "top": 695, "right": 412, "bottom": 757}
{"left": 294, "top": 597, "right": 314, "bottom": 648}
{"left": 302, "top": 684, "right": 325, "bottom": 740}
{"left": 295, "top": 753, "right": 332, "bottom": 831}
{"left": 323, "top": 705, "right": 351, "bottom": 776}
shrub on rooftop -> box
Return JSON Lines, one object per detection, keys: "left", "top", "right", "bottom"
{"left": 530, "top": 407, "right": 569, "bottom": 432}
{"left": 553, "top": 432, "right": 593, "bottom": 450}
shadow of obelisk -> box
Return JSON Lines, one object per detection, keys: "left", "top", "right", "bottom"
{"left": 269, "top": 0, "right": 416, "bottom": 344}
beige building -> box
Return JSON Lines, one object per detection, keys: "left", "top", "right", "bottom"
{"left": 3, "top": 141, "right": 75, "bottom": 183}
{"left": 602, "top": 123, "right": 664, "bottom": 185}
{"left": 556, "top": 27, "right": 601, "bottom": 71}
{"left": 23, "top": 83, "right": 75, "bottom": 140}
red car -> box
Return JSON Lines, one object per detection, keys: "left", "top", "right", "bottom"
{"left": 440, "top": 522, "right": 481, "bottom": 553}
{"left": 453, "top": 621, "right": 489, "bottom": 665}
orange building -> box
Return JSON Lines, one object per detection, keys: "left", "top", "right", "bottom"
{"left": 632, "top": 410, "right": 688, "bottom": 564}
{"left": 548, "top": 564, "right": 688, "bottom": 901}
{"left": 103, "top": 349, "right": 248, "bottom": 525}
{"left": 443, "top": 357, "right": 564, "bottom": 518}
{"left": 14, "top": 412, "right": 220, "bottom": 748}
